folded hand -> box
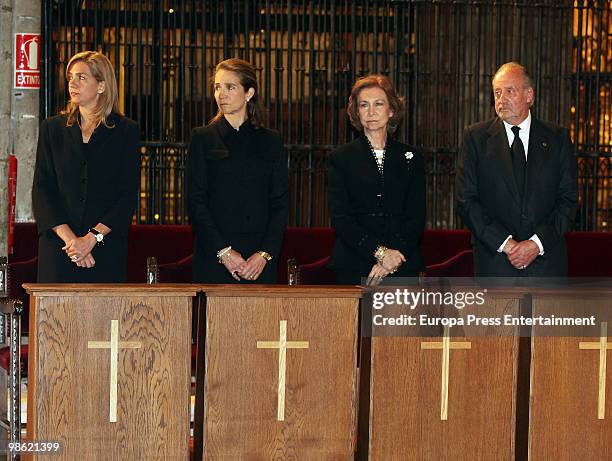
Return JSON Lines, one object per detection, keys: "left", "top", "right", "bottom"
{"left": 506, "top": 240, "right": 539, "bottom": 270}
{"left": 63, "top": 234, "right": 96, "bottom": 265}
{"left": 238, "top": 253, "right": 268, "bottom": 281}
{"left": 367, "top": 263, "right": 391, "bottom": 286}
{"left": 220, "top": 249, "right": 247, "bottom": 281}
{"left": 75, "top": 253, "right": 96, "bottom": 268}
{"left": 381, "top": 249, "right": 406, "bottom": 273}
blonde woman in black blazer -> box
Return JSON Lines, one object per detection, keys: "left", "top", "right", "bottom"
{"left": 32, "top": 51, "right": 140, "bottom": 283}
{"left": 329, "top": 74, "right": 426, "bottom": 285}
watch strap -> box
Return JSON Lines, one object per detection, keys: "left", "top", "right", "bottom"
{"left": 88, "top": 228, "right": 105, "bottom": 246}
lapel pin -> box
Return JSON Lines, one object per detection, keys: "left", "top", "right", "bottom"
{"left": 542, "top": 142, "right": 548, "bottom": 148}
{"left": 405, "top": 151, "right": 413, "bottom": 160}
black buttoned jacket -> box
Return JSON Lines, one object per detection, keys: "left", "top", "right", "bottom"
{"left": 328, "top": 136, "right": 426, "bottom": 277}
{"left": 456, "top": 116, "right": 578, "bottom": 276}
{"left": 32, "top": 113, "right": 140, "bottom": 282}
{"left": 187, "top": 117, "right": 289, "bottom": 283}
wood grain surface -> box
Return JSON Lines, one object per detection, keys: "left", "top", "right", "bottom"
{"left": 368, "top": 296, "right": 520, "bottom": 461}
{"left": 202, "top": 292, "right": 360, "bottom": 460}
{"left": 27, "top": 288, "right": 194, "bottom": 461}
{"left": 529, "top": 296, "right": 612, "bottom": 460}
{"left": 200, "top": 284, "right": 364, "bottom": 298}
{"left": 24, "top": 284, "right": 200, "bottom": 296}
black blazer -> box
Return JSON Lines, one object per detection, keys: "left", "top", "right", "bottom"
{"left": 32, "top": 113, "right": 140, "bottom": 282}
{"left": 187, "top": 117, "right": 289, "bottom": 282}
{"left": 456, "top": 116, "right": 578, "bottom": 276}
{"left": 328, "top": 136, "right": 426, "bottom": 276}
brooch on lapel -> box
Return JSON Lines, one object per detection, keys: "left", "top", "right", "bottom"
{"left": 404, "top": 152, "right": 414, "bottom": 169}
{"left": 401, "top": 151, "right": 414, "bottom": 172}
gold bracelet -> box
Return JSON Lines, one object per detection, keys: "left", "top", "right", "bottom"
{"left": 258, "top": 251, "right": 272, "bottom": 261}
{"left": 374, "top": 246, "right": 388, "bottom": 264}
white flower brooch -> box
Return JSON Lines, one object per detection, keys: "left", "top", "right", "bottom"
{"left": 405, "top": 151, "right": 414, "bottom": 161}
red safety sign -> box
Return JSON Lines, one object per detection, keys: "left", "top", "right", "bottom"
{"left": 14, "top": 33, "right": 41, "bottom": 89}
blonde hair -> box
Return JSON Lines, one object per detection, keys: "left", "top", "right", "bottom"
{"left": 62, "top": 51, "right": 121, "bottom": 128}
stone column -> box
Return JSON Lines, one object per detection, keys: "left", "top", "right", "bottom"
{"left": 0, "top": 0, "right": 40, "bottom": 257}
{"left": 0, "top": 0, "right": 13, "bottom": 258}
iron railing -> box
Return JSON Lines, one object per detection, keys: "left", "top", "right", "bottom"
{"left": 41, "top": 0, "right": 612, "bottom": 230}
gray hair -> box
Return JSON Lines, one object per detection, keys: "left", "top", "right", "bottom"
{"left": 492, "top": 62, "right": 535, "bottom": 89}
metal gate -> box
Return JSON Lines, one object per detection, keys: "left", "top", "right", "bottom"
{"left": 42, "top": 0, "right": 612, "bottom": 230}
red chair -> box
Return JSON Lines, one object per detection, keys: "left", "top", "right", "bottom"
{"left": 296, "top": 256, "right": 336, "bottom": 285}
{"left": 425, "top": 249, "right": 474, "bottom": 277}
{"left": 158, "top": 254, "right": 193, "bottom": 283}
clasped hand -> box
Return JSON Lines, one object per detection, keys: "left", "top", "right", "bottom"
{"left": 220, "top": 249, "right": 267, "bottom": 281}
{"left": 367, "top": 248, "right": 406, "bottom": 286}
{"left": 503, "top": 238, "right": 539, "bottom": 270}
{"left": 63, "top": 234, "right": 96, "bottom": 268}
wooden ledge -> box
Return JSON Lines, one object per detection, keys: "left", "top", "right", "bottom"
{"left": 199, "top": 284, "right": 364, "bottom": 298}
{"left": 23, "top": 283, "right": 200, "bottom": 297}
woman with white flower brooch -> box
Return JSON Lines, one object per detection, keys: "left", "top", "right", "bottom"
{"left": 328, "top": 74, "right": 426, "bottom": 285}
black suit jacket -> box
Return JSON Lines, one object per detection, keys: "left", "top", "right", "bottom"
{"left": 32, "top": 113, "right": 140, "bottom": 282}
{"left": 456, "top": 116, "right": 578, "bottom": 276}
{"left": 328, "top": 136, "right": 426, "bottom": 276}
{"left": 187, "top": 117, "right": 289, "bottom": 283}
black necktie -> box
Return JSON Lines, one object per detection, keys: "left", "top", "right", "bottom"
{"left": 511, "top": 126, "right": 526, "bottom": 194}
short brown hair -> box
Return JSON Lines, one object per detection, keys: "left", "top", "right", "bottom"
{"left": 210, "top": 58, "right": 264, "bottom": 127}
{"left": 346, "top": 74, "right": 404, "bottom": 133}
{"left": 62, "top": 51, "right": 121, "bottom": 128}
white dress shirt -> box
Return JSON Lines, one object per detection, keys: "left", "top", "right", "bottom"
{"left": 497, "top": 111, "right": 545, "bottom": 256}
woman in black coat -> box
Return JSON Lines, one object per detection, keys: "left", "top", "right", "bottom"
{"left": 187, "top": 58, "right": 289, "bottom": 283}
{"left": 329, "top": 74, "right": 426, "bottom": 285}
{"left": 32, "top": 51, "right": 140, "bottom": 283}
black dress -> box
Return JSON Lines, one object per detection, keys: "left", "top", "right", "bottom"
{"left": 32, "top": 113, "right": 140, "bottom": 283}
{"left": 328, "top": 136, "right": 426, "bottom": 284}
{"left": 187, "top": 116, "right": 289, "bottom": 283}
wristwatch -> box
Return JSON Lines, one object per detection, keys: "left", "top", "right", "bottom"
{"left": 88, "top": 228, "right": 105, "bottom": 247}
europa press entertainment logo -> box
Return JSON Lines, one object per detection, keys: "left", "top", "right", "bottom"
{"left": 14, "top": 33, "right": 41, "bottom": 89}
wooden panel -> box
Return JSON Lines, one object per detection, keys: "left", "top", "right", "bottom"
{"left": 24, "top": 284, "right": 200, "bottom": 296}
{"left": 27, "top": 292, "right": 193, "bottom": 461}
{"left": 529, "top": 296, "right": 612, "bottom": 460}
{"left": 368, "top": 297, "right": 520, "bottom": 460}
{"left": 199, "top": 284, "right": 363, "bottom": 298}
{"left": 203, "top": 294, "right": 359, "bottom": 459}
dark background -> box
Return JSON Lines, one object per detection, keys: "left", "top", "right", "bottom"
{"left": 41, "top": 0, "right": 611, "bottom": 230}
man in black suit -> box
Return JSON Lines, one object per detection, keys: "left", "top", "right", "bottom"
{"left": 456, "top": 62, "right": 578, "bottom": 276}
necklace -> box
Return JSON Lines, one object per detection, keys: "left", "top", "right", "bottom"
{"left": 76, "top": 113, "right": 100, "bottom": 132}
{"left": 366, "top": 137, "right": 385, "bottom": 176}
